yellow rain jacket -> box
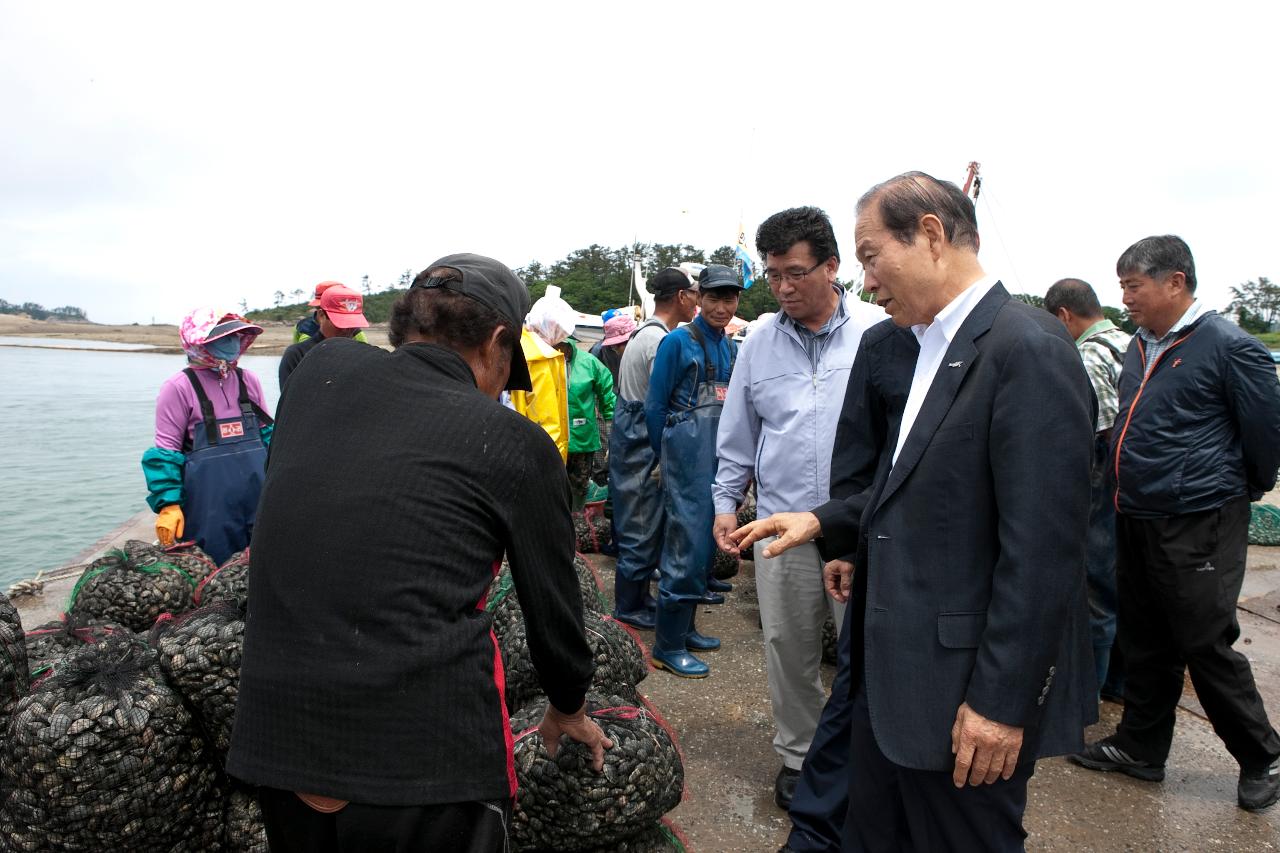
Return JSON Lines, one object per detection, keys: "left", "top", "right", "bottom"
{"left": 510, "top": 328, "right": 569, "bottom": 461}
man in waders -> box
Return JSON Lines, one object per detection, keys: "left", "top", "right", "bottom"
{"left": 141, "top": 309, "right": 274, "bottom": 564}
{"left": 644, "top": 264, "right": 743, "bottom": 677}
{"left": 609, "top": 268, "right": 698, "bottom": 630}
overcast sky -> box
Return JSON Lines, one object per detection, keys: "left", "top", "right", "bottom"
{"left": 1, "top": 1, "right": 1275, "bottom": 325}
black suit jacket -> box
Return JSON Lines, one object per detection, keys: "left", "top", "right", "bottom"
{"left": 814, "top": 283, "right": 1096, "bottom": 771}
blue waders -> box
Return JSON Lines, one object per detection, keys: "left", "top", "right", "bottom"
{"left": 652, "top": 325, "right": 732, "bottom": 677}
{"left": 181, "top": 368, "right": 271, "bottom": 565}
{"left": 609, "top": 398, "right": 663, "bottom": 629}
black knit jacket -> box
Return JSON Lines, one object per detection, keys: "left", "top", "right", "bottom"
{"left": 227, "top": 339, "right": 593, "bottom": 806}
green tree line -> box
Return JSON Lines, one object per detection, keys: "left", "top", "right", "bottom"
{"left": 246, "top": 243, "right": 786, "bottom": 325}
{"left": 0, "top": 299, "right": 88, "bottom": 321}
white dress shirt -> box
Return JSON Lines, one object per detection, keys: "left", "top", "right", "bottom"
{"left": 892, "top": 276, "right": 1000, "bottom": 465}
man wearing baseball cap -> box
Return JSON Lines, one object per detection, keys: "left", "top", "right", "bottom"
{"left": 277, "top": 284, "right": 371, "bottom": 391}
{"left": 293, "top": 281, "right": 371, "bottom": 346}
{"left": 230, "top": 253, "right": 611, "bottom": 851}
{"left": 609, "top": 269, "right": 698, "bottom": 631}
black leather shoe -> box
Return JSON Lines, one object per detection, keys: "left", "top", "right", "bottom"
{"left": 1239, "top": 759, "right": 1280, "bottom": 811}
{"left": 707, "top": 576, "right": 733, "bottom": 593}
{"left": 774, "top": 766, "right": 801, "bottom": 810}
{"left": 1067, "top": 738, "right": 1164, "bottom": 782}
{"left": 697, "top": 591, "right": 725, "bottom": 605}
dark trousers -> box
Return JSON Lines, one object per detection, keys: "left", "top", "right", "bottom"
{"left": 1084, "top": 433, "right": 1118, "bottom": 691}
{"left": 1113, "top": 497, "right": 1280, "bottom": 769}
{"left": 258, "top": 788, "right": 512, "bottom": 853}
{"left": 843, "top": 675, "right": 1032, "bottom": 852}
{"left": 786, "top": 586, "right": 854, "bottom": 853}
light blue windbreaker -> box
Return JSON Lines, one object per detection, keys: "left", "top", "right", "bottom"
{"left": 713, "top": 293, "right": 887, "bottom": 518}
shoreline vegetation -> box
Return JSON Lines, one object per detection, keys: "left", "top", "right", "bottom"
{"left": 0, "top": 313, "right": 391, "bottom": 354}
{"left": 5, "top": 310, "right": 1278, "bottom": 354}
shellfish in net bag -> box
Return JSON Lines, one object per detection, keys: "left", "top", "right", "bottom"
{"left": 509, "top": 694, "right": 684, "bottom": 852}
{"left": 0, "top": 635, "right": 224, "bottom": 852}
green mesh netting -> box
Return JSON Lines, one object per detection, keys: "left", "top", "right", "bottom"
{"left": 1250, "top": 504, "right": 1280, "bottom": 546}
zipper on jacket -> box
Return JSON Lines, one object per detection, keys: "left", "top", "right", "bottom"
{"left": 1111, "top": 332, "right": 1194, "bottom": 512}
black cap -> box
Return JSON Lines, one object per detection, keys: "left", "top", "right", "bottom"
{"left": 412, "top": 253, "right": 532, "bottom": 391}
{"left": 698, "top": 263, "right": 745, "bottom": 292}
{"left": 650, "top": 267, "right": 695, "bottom": 297}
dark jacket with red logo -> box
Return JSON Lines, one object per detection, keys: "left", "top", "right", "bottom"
{"left": 1111, "top": 312, "right": 1280, "bottom": 518}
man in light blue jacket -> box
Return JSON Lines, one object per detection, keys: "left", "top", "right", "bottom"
{"left": 712, "top": 207, "right": 885, "bottom": 828}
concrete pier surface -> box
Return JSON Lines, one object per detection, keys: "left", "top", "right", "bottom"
{"left": 10, "top": 514, "right": 1280, "bottom": 851}
{"left": 616, "top": 546, "right": 1280, "bottom": 852}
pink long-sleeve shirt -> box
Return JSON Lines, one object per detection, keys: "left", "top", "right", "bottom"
{"left": 154, "top": 367, "right": 272, "bottom": 451}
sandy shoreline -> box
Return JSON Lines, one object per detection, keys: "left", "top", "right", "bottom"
{"left": 0, "top": 314, "right": 391, "bottom": 354}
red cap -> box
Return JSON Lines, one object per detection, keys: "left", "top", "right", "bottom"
{"left": 319, "top": 285, "right": 369, "bottom": 329}
{"left": 307, "top": 281, "right": 344, "bottom": 307}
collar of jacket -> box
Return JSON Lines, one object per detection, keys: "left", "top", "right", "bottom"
{"left": 772, "top": 290, "right": 851, "bottom": 345}
{"left": 396, "top": 342, "right": 478, "bottom": 388}
{"left": 1139, "top": 308, "right": 1214, "bottom": 346}
{"left": 692, "top": 313, "right": 725, "bottom": 339}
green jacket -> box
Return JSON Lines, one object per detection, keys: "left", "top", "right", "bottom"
{"left": 566, "top": 345, "right": 616, "bottom": 454}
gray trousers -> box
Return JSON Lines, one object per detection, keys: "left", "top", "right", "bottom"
{"left": 755, "top": 536, "right": 845, "bottom": 769}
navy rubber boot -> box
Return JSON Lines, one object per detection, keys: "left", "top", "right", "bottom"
{"left": 613, "top": 577, "right": 656, "bottom": 631}
{"left": 686, "top": 609, "right": 721, "bottom": 651}
{"left": 652, "top": 603, "right": 709, "bottom": 678}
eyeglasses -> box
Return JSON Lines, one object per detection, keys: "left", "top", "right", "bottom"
{"left": 764, "top": 260, "right": 824, "bottom": 286}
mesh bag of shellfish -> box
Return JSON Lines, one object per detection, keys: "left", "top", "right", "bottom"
{"left": 509, "top": 694, "right": 684, "bottom": 852}
{"left": 149, "top": 600, "right": 246, "bottom": 766}
{"left": 575, "top": 817, "right": 690, "bottom": 853}
{"left": 735, "top": 486, "right": 757, "bottom": 527}
{"left": 735, "top": 488, "right": 757, "bottom": 563}
{"left": 711, "top": 547, "right": 740, "bottom": 581}
{"left": 160, "top": 543, "right": 220, "bottom": 589}
{"left": 572, "top": 505, "right": 612, "bottom": 554}
{"left": 501, "top": 608, "right": 648, "bottom": 715}
{"left": 64, "top": 541, "right": 199, "bottom": 633}
{"left": 23, "top": 617, "right": 132, "bottom": 684}
{"left": 193, "top": 549, "right": 251, "bottom": 607}
{"left": 224, "top": 784, "right": 268, "bottom": 853}
{"left": 573, "top": 554, "right": 608, "bottom": 612}
{"left": 0, "top": 634, "right": 226, "bottom": 852}
{"left": 0, "top": 594, "right": 29, "bottom": 746}
{"left": 822, "top": 615, "right": 838, "bottom": 667}
{"left": 485, "top": 555, "right": 606, "bottom": 646}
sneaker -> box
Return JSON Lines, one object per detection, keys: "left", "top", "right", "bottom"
{"left": 1238, "top": 759, "right": 1280, "bottom": 811}
{"left": 1067, "top": 738, "right": 1165, "bottom": 782}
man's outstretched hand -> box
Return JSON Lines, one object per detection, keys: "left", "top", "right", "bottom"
{"left": 729, "top": 511, "right": 822, "bottom": 559}
{"left": 539, "top": 703, "right": 614, "bottom": 773}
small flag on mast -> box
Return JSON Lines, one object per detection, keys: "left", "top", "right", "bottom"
{"left": 735, "top": 226, "right": 755, "bottom": 289}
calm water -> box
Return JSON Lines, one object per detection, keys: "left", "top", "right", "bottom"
{"left": 0, "top": 343, "right": 281, "bottom": 589}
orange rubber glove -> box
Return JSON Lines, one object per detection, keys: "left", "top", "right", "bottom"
{"left": 156, "top": 505, "right": 185, "bottom": 547}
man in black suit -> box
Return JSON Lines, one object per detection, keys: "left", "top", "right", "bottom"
{"left": 736, "top": 171, "right": 1096, "bottom": 851}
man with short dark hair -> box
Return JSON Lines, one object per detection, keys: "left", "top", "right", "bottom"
{"left": 735, "top": 172, "right": 1096, "bottom": 849}
{"left": 609, "top": 269, "right": 698, "bottom": 630}
{"left": 1070, "top": 235, "right": 1280, "bottom": 811}
{"left": 713, "top": 206, "right": 884, "bottom": 816}
{"left": 229, "top": 254, "right": 611, "bottom": 851}
{"left": 1043, "top": 277, "right": 1130, "bottom": 697}
{"left": 646, "top": 265, "right": 743, "bottom": 677}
